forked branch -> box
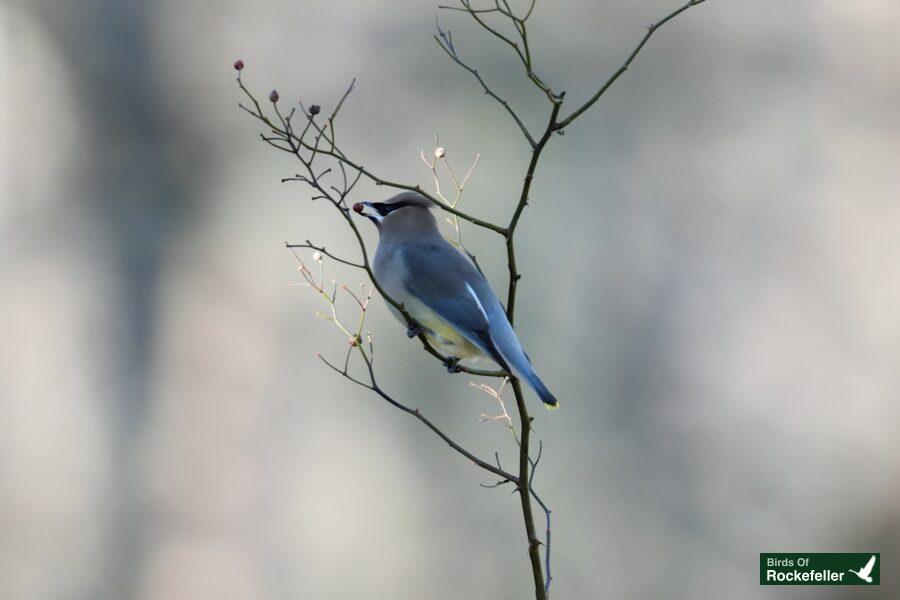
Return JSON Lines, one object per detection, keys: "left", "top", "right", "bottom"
{"left": 238, "top": 1, "right": 709, "bottom": 598}
{"left": 291, "top": 250, "right": 518, "bottom": 485}
{"left": 554, "top": 0, "right": 707, "bottom": 131}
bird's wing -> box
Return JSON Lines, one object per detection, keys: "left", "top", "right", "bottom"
{"left": 861, "top": 555, "right": 876, "bottom": 576}
{"left": 401, "top": 241, "right": 504, "bottom": 364}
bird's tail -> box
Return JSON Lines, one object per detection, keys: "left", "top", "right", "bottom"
{"left": 480, "top": 303, "right": 558, "bottom": 408}
{"left": 487, "top": 337, "right": 558, "bottom": 409}
{"left": 520, "top": 368, "right": 559, "bottom": 409}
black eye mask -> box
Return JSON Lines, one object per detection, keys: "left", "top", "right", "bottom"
{"left": 370, "top": 201, "right": 413, "bottom": 216}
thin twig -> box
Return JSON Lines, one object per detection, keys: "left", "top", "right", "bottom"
{"left": 320, "top": 353, "right": 518, "bottom": 484}
{"left": 293, "top": 252, "right": 518, "bottom": 484}
{"left": 239, "top": 2, "right": 709, "bottom": 597}
{"left": 240, "top": 79, "right": 507, "bottom": 377}
{"left": 528, "top": 440, "right": 553, "bottom": 592}
{"left": 554, "top": 0, "right": 707, "bottom": 131}
{"left": 239, "top": 82, "right": 506, "bottom": 234}
{"left": 420, "top": 137, "right": 481, "bottom": 259}
{"left": 434, "top": 19, "right": 537, "bottom": 148}
{"left": 474, "top": 377, "right": 552, "bottom": 595}
{"left": 505, "top": 98, "right": 562, "bottom": 323}
{"left": 439, "top": 0, "right": 559, "bottom": 103}
{"left": 285, "top": 240, "right": 366, "bottom": 269}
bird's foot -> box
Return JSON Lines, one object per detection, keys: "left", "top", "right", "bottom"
{"left": 406, "top": 323, "right": 424, "bottom": 338}
{"left": 443, "top": 357, "right": 462, "bottom": 373}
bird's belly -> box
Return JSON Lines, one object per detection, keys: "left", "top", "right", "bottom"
{"left": 423, "top": 326, "right": 484, "bottom": 360}
{"left": 390, "top": 299, "right": 484, "bottom": 360}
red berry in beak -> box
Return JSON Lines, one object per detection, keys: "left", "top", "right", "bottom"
{"left": 352, "top": 203, "right": 364, "bottom": 214}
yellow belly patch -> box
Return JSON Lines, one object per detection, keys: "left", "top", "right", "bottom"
{"left": 422, "top": 319, "right": 484, "bottom": 360}
{"left": 399, "top": 296, "right": 486, "bottom": 360}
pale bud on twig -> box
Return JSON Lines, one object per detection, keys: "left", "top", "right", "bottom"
{"left": 313, "top": 251, "right": 323, "bottom": 262}
{"left": 435, "top": 146, "right": 446, "bottom": 159}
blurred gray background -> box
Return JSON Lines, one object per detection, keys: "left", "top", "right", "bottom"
{"left": 2, "top": 1, "right": 899, "bottom": 598}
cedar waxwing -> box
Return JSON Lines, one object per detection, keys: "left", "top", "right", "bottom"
{"left": 353, "top": 192, "right": 558, "bottom": 408}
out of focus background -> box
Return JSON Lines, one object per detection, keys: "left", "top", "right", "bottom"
{"left": 2, "top": 1, "right": 899, "bottom": 598}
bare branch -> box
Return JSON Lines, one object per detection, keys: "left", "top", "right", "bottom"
{"left": 321, "top": 345, "right": 518, "bottom": 485}
{"left": 285, "top": 240, "right": 365, "bottom": 269}
{"left": 292, "top": 254, "right": 518, "bottom": 484}
{"left": 439, "top": 0, "right": 559, "bottom": 103}
{"left": 325, "top": 77, "right": 356, "bottom": 151}
{"left": 528, "top": 440, "right": 553, "bottom": 593}
{"left": 505, "top": 98, "right": 562, "bottom": 323}
{"left": 240, "top": 80, "right": 508, "bottom": 377}
{"left": 554, "top": 0, "right": 707, "bottom": 131}
{"left": 507, "top": 377, "right": 547, "bottom": 596}
{"left": 473, "top": 376, "right": 553, "bottom": 594}
{"left": 238, "top": 75, "right": 504, "bottom": 233}
{"left": 366, "top": 377, "right": 518, "bottom": 485}
{"left": 237, "top": 1, "right": 707, "bottom": 596}
{"left": 434, "top": 20, "right": 537, "bottom": 148}
{"left": 438, "top": 4, "right": 500, "bottom": 14}
{"left": 420, "top": 137, "right": 482, "bottom": 260}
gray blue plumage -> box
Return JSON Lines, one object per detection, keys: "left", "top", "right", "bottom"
{"left": 353, "top": 192, "right": 558, "bottom": 408}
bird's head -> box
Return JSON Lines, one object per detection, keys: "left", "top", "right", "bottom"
{"left": 352, "top": 192, "right": 434, "bottom": 228}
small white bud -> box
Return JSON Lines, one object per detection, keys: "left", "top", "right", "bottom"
{"left": 312, "top": 251, "right": 323, "bottom": 262}
{"left": 435, "top": 146, "right": 446, "bottom": 159}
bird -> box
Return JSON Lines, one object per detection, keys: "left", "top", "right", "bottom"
{"left": 353, "top": 191, "right": 558, "bottom": 408}
{"left": 848, "top": 555, "right": 876, "bottom": 583}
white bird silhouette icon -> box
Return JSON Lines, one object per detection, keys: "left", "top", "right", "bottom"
{"left": 848, "top": 555, "right": 876, "bottom": 583}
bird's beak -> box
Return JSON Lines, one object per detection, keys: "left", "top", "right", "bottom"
{"left": 352, "top": 201, "right": 382, "bottom": 224}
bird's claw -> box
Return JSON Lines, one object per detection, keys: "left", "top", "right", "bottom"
{"left": 443, "top": 357, "right": 462, "bottom": 373}
{"left": 406, "top": 323, "right": 424, "bottom": 338}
